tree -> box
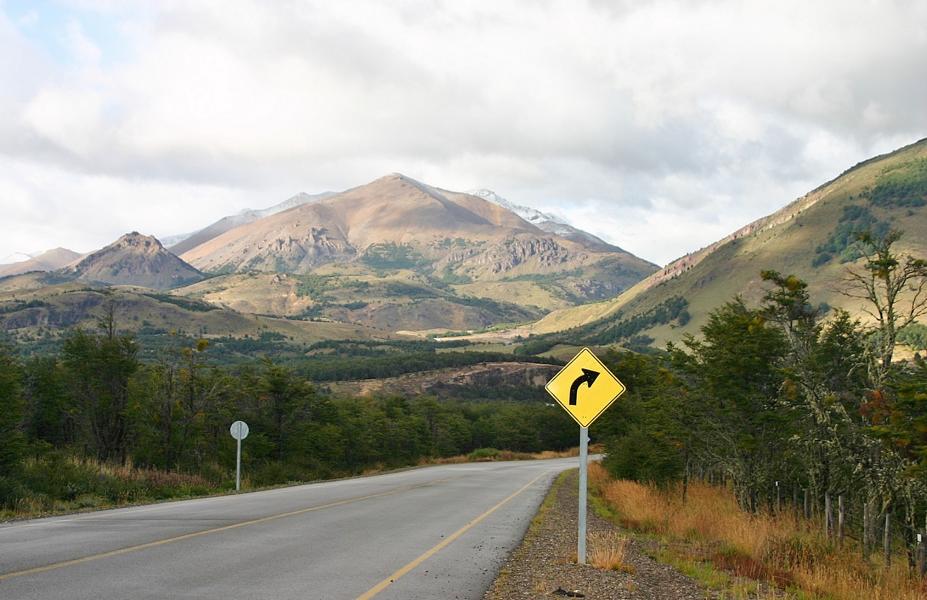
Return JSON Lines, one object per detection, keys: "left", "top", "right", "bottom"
{"left": 841, "top": 230, "right": 927, "bottom": 386}
{"left": 258, "top": 360, "right": 320, "bottom": 462}
{"left": 761, "top": 272, "right": 875, "bottom": 534}
{"left": 600, "top": 351, "right": 688, "bottom": 488}
{"left": 130, "top": 338, "right": 222, "bottom": 469}
{"left": 0, "top": 345, "right": 24, "bottom": 475}
{"left": 673, "top": 298, "right": 789, "bottom": 511}
{"left": 873, "top": 362, "right": 927, "bottom": 474}
{"left": 61, "top": 305, "right": 139, "bottom": 463}
{"left": 21, "top": 356, "right": 75, "bottom": 449}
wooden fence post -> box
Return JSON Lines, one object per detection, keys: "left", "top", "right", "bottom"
{"left": 917, "top": 532, "right": 925, "bottom": 577}
{"left": 837, "top": 495, "right": 845, "bottom": 547}
{"left": 863, "top": 500, "right": 870, "bottom": 560}
{"left": 884, "top": 510, "right": 892, "bottom": 567}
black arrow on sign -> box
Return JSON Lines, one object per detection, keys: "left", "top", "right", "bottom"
{"left": 569, "top": 368, "right": 600, "bottom": 405}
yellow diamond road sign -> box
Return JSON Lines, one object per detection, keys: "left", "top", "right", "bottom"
{"left": 545, "top": 347, "right": 626, "bottom": 428}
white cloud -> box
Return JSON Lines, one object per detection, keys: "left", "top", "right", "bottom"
{"left": 0, "top": 155, "right": 269, "bottom": 256}
{"left": 0, "top": 0, "right": 925, "bottom": 265}
{"left": 64, "top": 19, "right": 101, "bottom": 65}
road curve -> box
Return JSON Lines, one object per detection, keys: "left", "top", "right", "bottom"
{"left": 0, "top": 458, "right": 578, "bottom": 600}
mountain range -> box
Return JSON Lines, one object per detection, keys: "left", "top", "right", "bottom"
{"left": 0, "top": 174, "right": 656, "bottom": 337}
{"left": 2, "top": 139, "right": 925, "bottom": 359}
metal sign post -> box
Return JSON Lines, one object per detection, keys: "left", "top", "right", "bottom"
{"left": 236, "top": 437, "right": 242, "bottom": 491}
{"left": 578, "top": 426, "right": 589, "bottom": 564}
{"left": 544, "top": 347, "right": 626, "bottom": 566}
{"left": 229, "top": 420, "right": 250, "bottom": 492}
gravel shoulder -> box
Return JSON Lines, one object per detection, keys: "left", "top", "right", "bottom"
{"left": 483, "top": 469, "right": 713, "bottom": 600}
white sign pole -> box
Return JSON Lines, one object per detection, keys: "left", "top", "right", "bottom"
{"left": 230, "top": 420, "right": 249, "bottom": 492}
{"left": 236, "top": 436, "right": 242, "bottom": 492}
{"left": 578, "top": 425, "right": 589, "bottom": 565}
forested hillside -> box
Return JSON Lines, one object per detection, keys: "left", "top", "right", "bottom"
{"left": 594, "top": 231, "right": 927, "bottom": 595}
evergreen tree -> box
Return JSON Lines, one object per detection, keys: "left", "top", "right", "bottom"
{"left": 61, "top": 307, "right": 140, "bottom": 464}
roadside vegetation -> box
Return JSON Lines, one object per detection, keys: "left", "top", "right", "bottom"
{"left": 0, "top": 307, "right": 575, "bottom": 519}
{"left": 592, "top": 229, "right": 927, "bottom": 598}
{"left": 425, "top": 444, "right": 603, "bottom": 465}
{"left": 590, "top": 464, "right": 924, "bottom": 599}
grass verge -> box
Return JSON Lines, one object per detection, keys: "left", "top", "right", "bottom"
{"left": 0, "top": 454, "right": 220, "bottom": 521}
{"left": 588, "top": 462, "right": 927, "bottom": 600}
{"left": 1, "top": 448, "right": 585, "bottom": 522}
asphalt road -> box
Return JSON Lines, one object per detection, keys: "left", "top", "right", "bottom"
{"left": 0, "top": 457, "right": 579, "bottom": 600}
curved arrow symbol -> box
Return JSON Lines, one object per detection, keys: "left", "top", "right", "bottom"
{"left": 569, "top": 368, "right": 600, "bottom": 405}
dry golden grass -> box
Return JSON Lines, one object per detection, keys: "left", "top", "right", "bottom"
{"left": 68, "top": 456, "right": 212, "bottom": 489}
{"left": 589, "top": 462, "right": 927, "bottom": 600}
{"left": 588, "top": 530, "right": 633, "bottom": 572}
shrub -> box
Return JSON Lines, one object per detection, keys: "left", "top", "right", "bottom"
{"left": 467, "top": 448, "right": 501, "bottom": 461}
{"left": 0, "top": 476, "right": 26, "bottom": 509}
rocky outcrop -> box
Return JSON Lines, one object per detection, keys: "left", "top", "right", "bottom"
{"left": 240, "top": 228, "right": 357, "bottom": 271}
{"left": 476, "top": 237, "right": 574, "bottom": 274}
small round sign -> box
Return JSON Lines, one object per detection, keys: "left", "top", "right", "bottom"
{"left": 230, "top": 420, "right": 249, "bottom": 440}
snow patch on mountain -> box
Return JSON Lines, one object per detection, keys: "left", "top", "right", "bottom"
{"left": 163, "top": 192, "right": 334, "bottom": 249}
{"left": 468, "top": 189, "right": 563, "bottom": 226}
{"left": 468, "top": 188, "right": 629, "bottom": 254}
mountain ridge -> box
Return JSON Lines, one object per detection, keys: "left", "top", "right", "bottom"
{"left": 503, "top": 137, "right": 927, "bottom": 348}
{"left": 179, "top": 173, "right": 654, "bottom": 282}
{"left": 468, "top": 188, "right": 629, "bottom": 254}
{"left": 167, "top": 191, "right": 335, "bottom": 255}
{"left": 0, "top": 248, "right": 82, "bottom": 278}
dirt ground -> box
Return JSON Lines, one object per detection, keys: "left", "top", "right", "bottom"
{"left": 484, "top": 470, "right": 714, "bottom": 600}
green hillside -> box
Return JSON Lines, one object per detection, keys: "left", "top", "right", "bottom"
{"left": 512, "top": 138, "right": 927, "bottom": 351}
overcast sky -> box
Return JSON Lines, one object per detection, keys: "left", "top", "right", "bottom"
{"left": 1, "top": 0, "right": 925, "bottom": 266}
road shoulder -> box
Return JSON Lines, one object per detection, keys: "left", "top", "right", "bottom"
{"left": 483, "top": 469, "right": 711, "bottom": 599}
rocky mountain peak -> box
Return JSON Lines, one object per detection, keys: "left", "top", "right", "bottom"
{"left": 112, "top": 232, "right": 164, "bottom": 253}
{"left": 65, "top": 232, "right": 202, "bottom": 290}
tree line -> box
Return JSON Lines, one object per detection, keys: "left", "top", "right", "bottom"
{"left": 598, "top": 230, "right": 927, "bottom": 567}
{"left": 0, "top": 306, "right": 575, "bottom": 509}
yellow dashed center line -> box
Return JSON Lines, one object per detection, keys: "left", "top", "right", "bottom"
{"left": 0, "top": 478, "right": 451, "bottom": 583}
{"left": 356, "top": 470, "right": 550, "bottom": 600}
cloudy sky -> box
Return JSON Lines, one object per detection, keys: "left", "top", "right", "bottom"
{"left": 1, "top": 0, "right": 925, "bottom": 266}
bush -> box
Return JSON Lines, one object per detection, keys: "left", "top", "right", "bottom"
{"left": 604, "top": 429, "right": 683, "bottom": 487}
{"left": 0, "top": 476, "right": 26, "bottom": 509}
{"left": 467, "top": 448, "right": 501, "bottom": 461}
{"left": 249, "top": 461, "right": 312, "bottom": 487}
